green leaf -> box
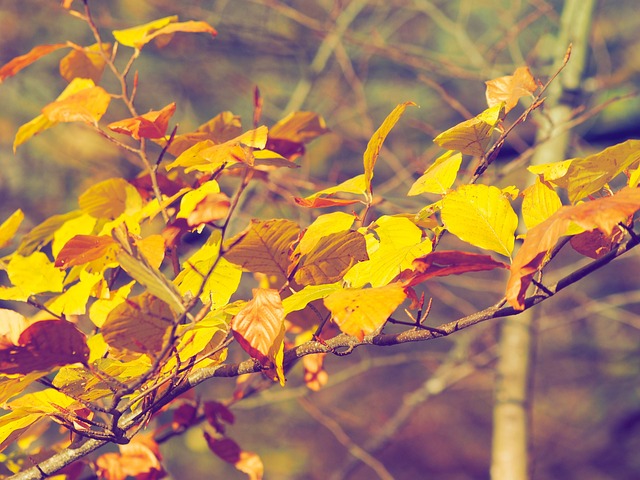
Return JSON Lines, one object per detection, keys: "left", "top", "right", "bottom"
{"left": 434, "top": 103, "right": 504, "bottom": 157}
{"left": 363, "top": 102, "right": 416, "bottom": 193}
{"left": 408, "top": 151, "right": 462, "bottom": 196}
{"left": 441, "top": 184, "right": 518, "bottom": 258}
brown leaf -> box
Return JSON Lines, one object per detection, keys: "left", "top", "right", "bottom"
{"left": 108, "top": 103, "right": 177, "bottom": 140}
{"left": 570, "top": 226, "right": 625, "bottom": 259}
{"left": 187, "top": 192, "right": 231, "bottom": 227}
{"left": 55, "top": 235, "right": 118, "bottom": 269}
{"left": 231, "top": 289, "right": 285, "bottom": 366}
{"left": 507, "top": 187, "right": 640, "bottom": 309}
{"left": 0, "top": 319, "right": 89, "bottom": 374}
{"left": 403, "top": 250, "right": 509, "bottom": 287}
{"left": 102, "top": 293, "right": 174, "bottom": 355}
{"left": 485, "top": 66, "right": 537, "bottom": 113}
{"left": 204, "top": 401, "right": 235, "bottom": 434}
{"left": 204, "top": 434, "right": 241, "bottom": 463}
{"left": 171, "top": 402, "right": 198, "bottom": 430}
{"left": 0, "top": 43, "right": 69, "bottom": 83}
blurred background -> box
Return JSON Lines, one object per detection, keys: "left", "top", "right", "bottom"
{"left": 1, "top": 0, "right": 640, "bottom": 478}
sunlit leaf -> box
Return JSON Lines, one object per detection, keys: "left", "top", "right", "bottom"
{"left": 96, "top": 435, "right": 165, "bottom": 480}
{"left": 324, "top": 283, "right": 406, "bottom": 340}
{"left": 282, "top": 283, "right": 342, "bottom": 315}
{"left": 0, "top": 320, "right": 89, "bottom": 374}
{"left": 165, "top": 111, "right": 242, "bottom": 156}
{"left": 507, "top": 187, "right": 640, "bottom": 309}
{"left": 138, "top": 20, "right": 217, "bottom": 48}
{"left": 41, "top": 85, "right": 110, "bottom": 124}
{"left": 408, "top": 150, "right": 463, "bottom": 196}
{"left": 267, "top": 111, "right": 329, "bottom": 160}
{"left": 296, "top": 212, "right": 356, "bottom": 257}
{"left": 294, "top": 231, "right": 368, "bottom": 286}
{"left": 441, "top": 184, "right": 518, "bottom": 257}
{"left": 0, "top": 209, "right": 24, "bottom": 249}
{"left": 224, "top": 219, "right": 300, "bottom": 282}
{"left": 78, "top": 178, "right": 142, "bottom": 219}
{"left": 102, "top": 293, "right": 174, "bottom": 355}
{"left": 0, "top": 372, "right": 46, "bottom": 405}
{"left": 294, "top": 174, "right": 367, "bottom": 207}
{"left": 175, "top": 231, "right": 242, "bottom": 307}
{"left": 521, "top": 178, "right": 563, "bottom": 230}
{"left": 364, "top": 102, "right": 416, "bottom": 193}
{"left": 59, "top": 43, "right": 111, "bottom": 83}
{"left": 112, "top": 16, "right": 178, "bottom": 48}
{"left": 108, "top": 102, "right": 176, "bottom": 140}
{"left": 485, "top": 66, "right": 537, "bottom": 113}
{"left": 46, "top": 270, "right": 103, "bottom": 316}
{"left": 0, "top": 252, "right": 65, "bottom": 301}
{"left": 231, "top": 288, "right": 285, "bottom": 382}
{"left": 434, "top": 103, "right": 504, "bottom": 157}
{"left": 0, "top": 43, "right": 69, "bottom": 83}
{"left": 89, "top": 282, "right": 134, "bottom": 328}
{"left": 0, "top": 411, "right": 43, "bottom": 453}
{"left": 13, "top": 78, "right": 96, "bottom": 151}
{"left": 50, "top": 213, "right": 97, "bottom": 258}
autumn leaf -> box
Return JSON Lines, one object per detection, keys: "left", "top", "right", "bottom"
{"left": 55, "top": 235, "right": 118, "bottom": 269}
{"left": 408, "top": 150, "right": 463, "bottom": 196}
{"left": 224, "top": 219, "right": 300, "bottom": 282}
{"left": 0, "top": 318, "right": 89, "bottom": 375}
{"left": 108, "top": 102, "right": 177, "bottom": 140}
{"left": 95, "top": 435, "right": 165, "bottom": 480}
{"left": 102, "top": 293, "right": 175, "bottom": 355}
{"left": 204, "top": 401, "right": 235, "bottom": 434}
{"left": 434, "top": 103, "right": 504, "bottom": 157}
{"left": 324, "top": 283, "right": 406, "bottom": 340}
{"left": 507, "top": 187, "right": 640, "bottom": 309}
{"left": 364, "top": 102, "right": 416, "bottom": 193}
{"left": 282, "top": 283, "right": 342, "bottom": 315}
{"left": 42, "top": 86, "right": 111, "bottom": 124}
{"left": 294, "top": 174, "right": 367, "bottom": 208}
{"left": 0, "top": 252, "right": 65, "bottom": 301}
{"left": 133, "top": 20, "right": 217, "bottom": 49}
{"left": 294, "top": 231, "right": 368, "bottom": 286}
{"left": 78, "top": 178, "right": 142, "bottom": 219}
{"left": 267, "top": 111, "right": 329, "bottom": 160}
{"left": 521, "top": 178, "right": 563, "bottom": 229}
{"left": 0, "top": 209, "right": 24, "bottom": 249}
{"left": 403, "top": 250, "right": 509, "bottom": 287}
{"left": 59, "top": 43, "right": 111, "bottom": 83}
{"left": 231, "top": 288, "right": 285, "bottom": 383}
{"left": 441, "top": 184, "right": 518, "bottom": 258}
{"left": 165, "top": 111, "right": 242, "bottom": 156}
{"left": 570, "top": 227, "right": 625, "bottom": 259}
{"left": 112, "top": 16, "right": 178, "bottom": 48}
{"left": 485, "top": 66, "right": 537, "bottom": 113}
{"left": 0, "top": 43, "right": 69, "bottom": 83}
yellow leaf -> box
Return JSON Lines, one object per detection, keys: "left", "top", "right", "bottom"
{"left": 13, "top": 78, "right": 96, "bottom": 151}
{"left": 173, "top": 312, "right": 227, "bottom": 364}
{"left": 363, "top": 102, "right": 416, "bottom": 193}
{"left": 521, "top": 178, "right": 563, "bottom": 229}
{"left": 51, "top": 214, "right": 97, "bottom": 258}
{"left": 174, "top": 231, "right": 242, "bottom": 307}
{"left": 408, "top": 151, "right": 462, "bottom": 196}
{"left": 8, "top": 387, "right": 78, "bottom": 414}
{"left": 434, "top": 103, "right": 504, "bottom": 157}
{"left": 0, "top": 372, "right": 46, "bottom": 405}
{"left": 441, "top": 184, "right": 518, "bottom": 258}
{"left": 136, "top": 235, "right": 166, "bottom": 270}
{"left": 17, "top": 210, "right": 83, "bottom": 256}
{"left": 131, "top": 20, "right": 217, "bottom": 50}
{"left": 527, "top": 159, "right": 573, "bottom": 186}
{"left": 89, "top": 282, "right": 134, "bottom": 328}
{"left": 177, "top": 180, "right": 220, "bottom": 219}
{"left": 0, "top": 209, "right": 24, "bottom": 249}
{"left": 42, "top": 86, "right": 111, "bottom": 124}
{"left": 165, "top": 111, "right": 242, "bottom": 156}
{"left": 324, "top": 283, "right": 406, "bottom": 340}
{"left": 269, "top": 111, "right": 329, "bottom": 143}
{"left": 78, "top": 178, "right": 142, "bottom": 219}
{"left": 112, "top": 16, "right": 178, "bottom": 48}
{"left": 59, "top": 43, "right": 111, "bottom": 83}
{"left": 282, "top": 283, "right": 342, "bottom": 315}
{"left": 102, "top": 293, "right": 174, "bottom": 355}
{"left": 0, "top": 252, "right": 65, "bottom": 301}
{"left": 46, "top": 271, "right": 102, "bottom": 316}
{"left": 297, "top": 174, "right": 367, "bottom": 204}
{"left": 296, "top": 212, "right": 355, "bottom": 257}
{"left": 0, "top": 411, "right": 42, "bottom": 453}
{"left": 485, "top": 66, "right": 537, "bottom": 113}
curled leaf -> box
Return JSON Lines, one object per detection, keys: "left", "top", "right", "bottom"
{"left": 485, "top": 66, "right": 537, "bottom": 113}
{"left": 108, "top": 102, "right": 177, "bottom": 140}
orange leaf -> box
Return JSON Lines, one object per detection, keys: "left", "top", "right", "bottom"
{"left": 293, "top": 197, "right": 361, "bottom": 208}
{"left": 42, "top": 86, "right": 111, "bottom": 124}
{"left": 164, "top": 111, "right": 242, "bottom": 156}
{"left": 303, "top": 353, "right": 328, "bottom": 391}
{"left": 485, "top": 66, "right": 537, "bottom": 113}
{"left": 187, "top": 192, "right": 231, "bottom": 227}
{"left": 507, "top": 187, "right": 640, "bottom": 309}
{"left": 570, "top": 227, "right": 625, "bottom": 259}
{"left": 59, "top": 43, "right": 111, "bottom": 83}
{"left": 55, "top": 235, "right": 118, "bottom": 269}
{"left": 0, "top": 319, "right": 89, "bottom": 375}
{"left": 108, "top": 102, "right": 176, "bottom": 140}
{"left": 96, "top": 435, "right": 164, "bottom": 480}
{"left": 137, "top": 21, "right": 218, "bottom": 49}
{"left": 231, "top": 289, "right": 285, "bottom": 368}
{"left": 404, "top": 250, "right": 509, "bottom": 287}
{"left": 0, "top": 43, "right": 69, "bottom": 83}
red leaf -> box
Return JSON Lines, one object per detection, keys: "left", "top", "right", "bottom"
{"left": 108, "top": 103, "right": 176, "bottom": 140}
{"left": 403, "top": 250, "right": 508, "bottom": 287}
{"left": 293, "top": 197, "right": 361, "bottom": 208}
{"left": 0, "top": 319, "right": 89, "bottom": 374}
{"left": 204, "top": 434, "right": 241, "bottom": 464}
{"left": 204, "top": 401, "right": 235, "bottom": 434}
{"left": 0, "top": 43, "right": 69, "bottom": 83}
